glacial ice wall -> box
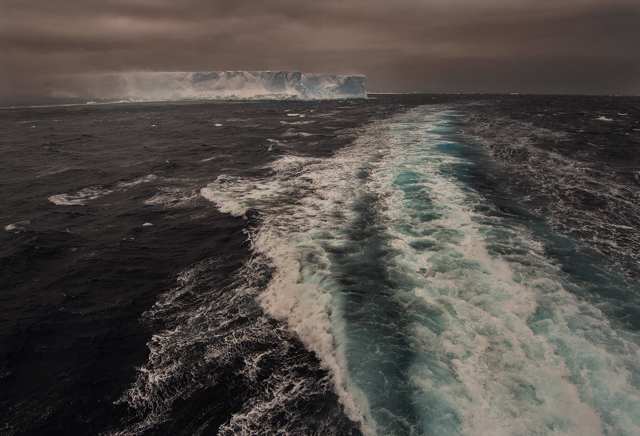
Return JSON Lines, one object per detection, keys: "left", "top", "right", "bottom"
{"left": 49, "top": 71, "right": 367, "bottom": 101}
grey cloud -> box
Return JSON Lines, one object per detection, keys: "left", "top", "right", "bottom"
{"left": 1, "top": 0, "right": 638, "bottom": 96}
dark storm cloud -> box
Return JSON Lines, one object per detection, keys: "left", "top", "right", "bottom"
{"left": 1, "top": 0, "right": 639, "bottom": 95}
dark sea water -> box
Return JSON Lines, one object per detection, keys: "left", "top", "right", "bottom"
{"left": 1, "top": 94, "right": 639, "bottom": 435}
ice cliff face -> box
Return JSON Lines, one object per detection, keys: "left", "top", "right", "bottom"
{"left": 49, "top": 71, "right": 367, "bottom": 101}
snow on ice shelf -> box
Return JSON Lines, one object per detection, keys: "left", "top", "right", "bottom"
{"left": 48, "top": 71, "right": 367, "bottom": 102}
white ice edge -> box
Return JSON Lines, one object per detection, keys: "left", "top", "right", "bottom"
{"left": 49, "top": 71, "right": 367, "bottom": 102}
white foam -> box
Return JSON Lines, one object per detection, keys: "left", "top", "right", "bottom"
{"left": 48, "top": 175, "right": 160, "bottom": 209}
{"left": 5, "top": 220, "right": 30, "bottom": 232}
{"left": 280, "top": 120, "right": 314, "bottom": 125}
{"left": 201, "top": 146, "right": 381, "bottom": 434}
{"left": 116, "top": 174, "right": 158, "bottom": 189}
{"left": 48, "top": 187, "right": 112, "bottom": 205}
{"left": 202, "top": 106, "right": 640, "bottom": 435}
{"left": 114, "top": 253, "right": 361, "bottom": 435}
{"left": 464, "top": 113, "right": 640, "bottom": 280}
{"left": 35, "top": 166, "right": 77, "bottom": 178}
{"left": 373, "top": 108, "right": 640, "bottom": 435}
{"left": 144, "top": 186, "right": 201, "bottom": 209}
{"left": 281, "top": 128, "right": 314, "bottom": 137}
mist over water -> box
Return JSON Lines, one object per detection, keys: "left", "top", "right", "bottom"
{"left": 47, "top": 72, "right": 368, "bottom": 103}
{"left": 1, "top": 94, "right": 639, "bottom": 435}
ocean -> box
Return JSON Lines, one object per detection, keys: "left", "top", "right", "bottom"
{"left": 1, "top": 94, "right": 639, "bottom": 435}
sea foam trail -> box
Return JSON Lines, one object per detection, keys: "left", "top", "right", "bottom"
{"left": 48, "top": 71, "right": 367, "bottom": 102}
{"left": 374, "top": 110, "right": 640, "bottom": 435}
{"left": 203, "top": 152, "right": 380, "bottom": 434}
{"left": 202, "top": 106, "right": 640, "bottom": 435}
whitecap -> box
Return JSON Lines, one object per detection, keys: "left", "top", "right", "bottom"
{"left": 5, "top": 220, "right": 30, "bottom": 232}
{"left": 48, "top": 187, "right": 112, "bottom": 205}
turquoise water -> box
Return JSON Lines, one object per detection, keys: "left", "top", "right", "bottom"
{"left": 203, "top": 106, "right": 640, "bottom": 435}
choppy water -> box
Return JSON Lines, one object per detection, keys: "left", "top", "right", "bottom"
{"left": 1, "top": 94, "right": 639, "bottom": 435}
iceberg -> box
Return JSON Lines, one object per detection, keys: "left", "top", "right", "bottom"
{"left": 48, "top": 71, "right": 367, "bottom": 102}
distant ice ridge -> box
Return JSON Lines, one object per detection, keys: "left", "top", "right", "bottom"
{"left": 49, "top": 71, "right": 367, "bottom": 101}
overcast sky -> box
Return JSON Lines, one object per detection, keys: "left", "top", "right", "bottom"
{"left": 1, "top": 0, "right": 639, "bottom": 96}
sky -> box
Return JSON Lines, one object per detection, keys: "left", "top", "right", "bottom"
{"left": 1, "top": 0, "right": 639, "bottom": 96}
